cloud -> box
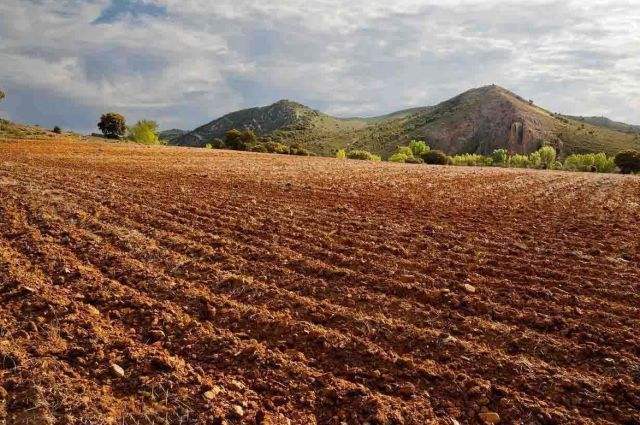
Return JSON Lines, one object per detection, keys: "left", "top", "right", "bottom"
{"left": 0, "top": 0, "right": 638, "bottom": 133}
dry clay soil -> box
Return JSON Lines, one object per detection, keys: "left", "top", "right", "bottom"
{"left": 0, "top": 139, "right": 639, "bottom": 425}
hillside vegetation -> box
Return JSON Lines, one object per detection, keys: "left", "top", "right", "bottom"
{"left": 173, "top": 85, "right": 640, "bottom": 157}
{"left": 0, "top": 119, "right": 58, "bottom": 140}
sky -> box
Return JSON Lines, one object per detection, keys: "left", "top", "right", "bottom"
{"left": 0, "top": 0, "right": 639, "bottom": 133}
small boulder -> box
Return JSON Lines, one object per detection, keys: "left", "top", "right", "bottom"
{"left": 463, "top": 284, "right": 476, "bottom": 293}
{"left": 478, "top": 412, "right": 500, "bottom": 424}
{"left": 203, "top": 386, "right": 222, "bottom": 400}
{"left": 110, "top": 363, "right": 125, "bottom": 378}
{"left": 229, "top": 405, "right": 244, "bottom": 418}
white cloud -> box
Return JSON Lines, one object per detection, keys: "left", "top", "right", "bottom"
{"left": 0, "top": 0, "right": 638, "bottom": 132}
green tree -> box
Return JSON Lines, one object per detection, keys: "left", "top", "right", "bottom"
{"left": 0, "top": 89, "right": 5, "bottom": 102}
{"left": 224, "top": 129, "right": 243, "bottom": 149}
{"left": 508, "top": 154, "right": 530, "bottom": 168}
{"left": 614, "top": 150, "right": 640, "bottom": 174}
{"left": 240, "top": 129, "right": 257, "bottom": 148}
{"left": 346, "top": 150, "right": 381, "bottom": 161}
{"left": 224, "top": 129, "right": 256, "bottom": 150}
{"left": 491, "top": 148, "right": 508, "bottom": 166}
{"left": 128, "top": 120, "right": 160, "bottom": 145}
{"left": 528, "top": 150, "right": 542, "bottom": 168}
{"left": 538, "top": 146, "right": 557, "bottom": 169}
{"left": 409, "top": 140, "right": 429, "bottom": 156}
{"left": 98, "top": 113, "right": 126, "bottom": 139}
{"left": 389, "top": 152, "right": 410, "bottom": 163}
{"left": 421, "top": 150, "right": 449, "bottom": 165}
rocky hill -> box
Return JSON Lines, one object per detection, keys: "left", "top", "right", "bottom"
{"left": 173, "top": 100, "right": 368, "bottom": 149}
{"left": 158, "top": 129, "right": 187, "bottom": 143}
{"left": 563, "top": 115, "right": 640, "bottom": 134}
{"left": 173, "top": 86, "right": 640, "bottom": 157}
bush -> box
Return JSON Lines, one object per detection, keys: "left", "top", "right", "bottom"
{"left": 251, "top": 143, "right": 268, "bottom": 153}
{"left": 204, "top": 143, "right": 213, "bottom": 149}
{"left": 538, "top": 146, "right": 557, "bottom": 169}
{"left": 528, "top": 151, "right": 542, "bottom": 168}
{"left": 491, "top": 148, "right": 508, "bottom": 165}
{"left": 265, "top": 141, "right": 290, "bottom": 154}
{"left": 396, "top": 146, "right": 414, "bottom": 157}
{"left": 409, "top": 140, "right": 429, "bottom": 156}
{"left": 98, "top": 113, "right": 126, "bottom": 139}
{"left": 289, "top": 145, "right": 311, "bottom": 156}
{"left": 421, "top": 150, "right": 449, "bottom": 165}
{"left": 450, "top": 153, "right": 486, "bottom": 166}
{"left": 128, "top": 120, "right": 160, "bottom": 145}
{"left": 53, "top": 126, "right": 62, "bottom": 134}
{"left": 225, "top": 129, "right": 257, "bottom": 150}
{"left": 564, "top": 153, "right": 615, "bottom": 173}
{"left": 208, "top": 138, "right": 225, "bottom": 149}
{"left": 336, "top": 149, "right": 347, "bottom": 159}
{"left": 0, "top": 89, "right": 4, "bottom": 102}
{"left": 347, "top": 150, "right": 381, "bottom": 161}
{"left": 614, "top": 150, "right": 640, "bottom": 174}
{"left": 508, "top": 154, "right": 530, "bottom": 168}
{"left": 404, "top": 156, "right": 424, "bottom": 164}
{"left": 389, "top": 152, "right": 410, "bottom": 163}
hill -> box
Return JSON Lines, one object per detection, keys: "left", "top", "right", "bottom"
{"left": 173, "top": 100, "right": 369, "bottom": 151}
{"left": 1, "top": 138, "right": 639, "bottom": 424}
{"left": 0, "top": 119, "right": 58, "bottom": 140}
{"left": 173, "top": 86, "right": 640, "bottom": 157}
{"left": 563, "top": 115, "right": 640, "bottom": 134}
{"left": 158, "top": 128, "right": 187, "bottom": 143}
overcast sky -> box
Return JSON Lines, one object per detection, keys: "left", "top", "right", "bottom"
{"left": 1, "top": 0, "right": 639, "bottom": 132}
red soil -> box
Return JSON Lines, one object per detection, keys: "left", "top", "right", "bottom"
{"left": 0, "top": 139, "right": 639, "bottom": 424}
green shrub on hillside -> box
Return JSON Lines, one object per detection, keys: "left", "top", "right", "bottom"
{"left": 388, "top": 145, "right": 416, "bottom": 163}
{"left": 450, "top": 153, "right": 486, "bottom": 166}
{"left": 289, "top": 144, "right": 311, "bottom": 156}
{"left": 225, "top": 129, "right": 257, "bottom": 150}
{"left": 564, "top": 153, "right": 615, "bottom": 173}
{"left": 421, "top": 150, "right": 449, "bottom": 165}
{"left": 396, "top": 146, "right": 414, "bottom": 157}
{"left": 405, "top": 156, "right": 424, "bottom": 164}
{"left": 538, "top": 146, "right": 557, "bottom": 169}
{"left": 389, "top": 152, "right": 410, "bottom": 163}
{"left": 128, "top": 120, "right": 161, "bottom": 145}
{"left": 53, "top": 126, "right": 62, "bottom": 134}
{"left": 508, "top": 154, "right": 530, "bottom": 168}
{"left": 614, "top": 150, "right": 640, "bottom": 174}
{"left": 208, "top": 138, "right": 225, "bottom": 149}
{"left": 491, "top": 149, "right": 508, "bottom": 166}
{"left": 251, "top": 143, "right": 268, "bottom": 153}
{"left": 409, "top": 140, "right": 429, "bottom": 156}
{"left": 336, "top": 149, "right": 347, "bottom": 159}
{"left": 528, "top": 150, "right": 542, "bottom": 168}
{"left": 347, "top": 150, "right": 381, "bottom": 161}
{"left": 265, "top": 141, "right": 290, "bottom": 154}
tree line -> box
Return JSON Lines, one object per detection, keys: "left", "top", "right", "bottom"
{"left": 348, "top": 140, "right": 640, "bottom": 174}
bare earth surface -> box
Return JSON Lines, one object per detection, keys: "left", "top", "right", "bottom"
{"left": 0, "top": 139, "right": 639, "bottom": 425}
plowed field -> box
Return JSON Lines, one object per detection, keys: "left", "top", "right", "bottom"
{"left": 1, "top": 139, "right": 639, "bottom": 425}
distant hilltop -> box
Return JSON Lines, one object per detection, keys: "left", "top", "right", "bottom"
{"left": 172, "top": 85, "right": 640, "bottom": 157}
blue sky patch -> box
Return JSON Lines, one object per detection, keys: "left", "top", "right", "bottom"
{"left": 93, "top": 0, "right": 167, "bottom": 25}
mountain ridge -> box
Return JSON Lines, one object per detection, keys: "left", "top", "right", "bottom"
{"left": 172, "top": 85, "right": 640, "bottom": 157}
